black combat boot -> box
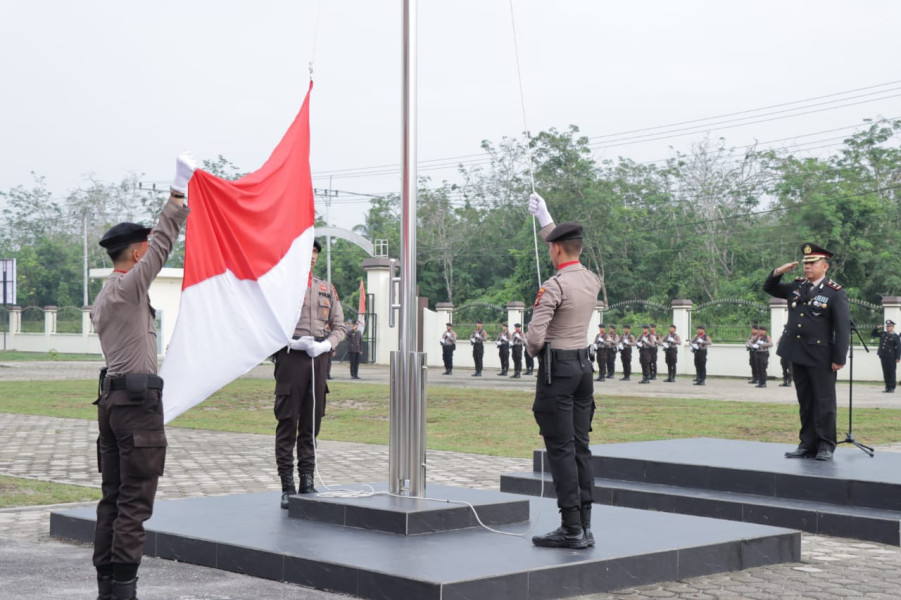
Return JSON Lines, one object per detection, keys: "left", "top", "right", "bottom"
{"left": 511, "top": 372, "right": 521, "bottom": 379}
{"left": 639, "top": 376, "right": 649, "bottom": 384}
{"left": 299, "top": 473, "right": 317, "bottom": 494}
{"left": 97, "top": 574, "right": 113, "bottom": 600}
{"left": 111, "top": 577, "right": 137, "bottom": 600}
{"left": 532, "top": 507, "right": 588, "bottom": 549}
{"left": 580, "top": 502, "right": 594, "bottom": 547}
{"left": 280, "top": 474, "right": 296, "bottom": 509}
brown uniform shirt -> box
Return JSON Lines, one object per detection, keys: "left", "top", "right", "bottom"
{"left": 293, "top": 275, "right": 346, "bottom": 349}
{"left": 526, "top": 223, "right": 602, "bottom": 356}
{"left": 91, "top": 199, "right": 189, "bottom": 377}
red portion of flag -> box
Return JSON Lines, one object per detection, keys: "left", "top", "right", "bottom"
{"left": 182, "top": 82, "right": 315, "bottom": 289}
{"left": 358, "top": 279, "right": 366, "bottom": 323}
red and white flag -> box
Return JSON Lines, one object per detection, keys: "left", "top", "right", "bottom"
{"left": 357, "top": 279, "right": 366, "bottom": 334}
{"left": 161, "top": 83, "right": 315, "bottom": 424}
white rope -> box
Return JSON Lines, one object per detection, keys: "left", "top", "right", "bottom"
{"left": 308, "top": 0, "right": 323, "bottom": 80}
{"left": 508, "top": 0, "right": 543, "bottom": 289}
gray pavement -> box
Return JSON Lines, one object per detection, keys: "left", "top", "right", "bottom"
{"left": 1, "top": 362, "right": 901, "bottom": 599}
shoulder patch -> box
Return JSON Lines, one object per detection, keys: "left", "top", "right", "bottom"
{"left": 826, "top": 280, "right": 843, "bottom": 290}
{"left": 533, "top": 288, "right": 546, "bottom": 307}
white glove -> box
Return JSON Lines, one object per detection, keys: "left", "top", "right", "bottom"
{"left": 289, "top": 336, "right": 314, "bottom": 352}
{"left": 528, "top": 192, "right": 553, "bottom": 228}
{"left": 172, "top": 151, "right": 197, "bottom": 194}
{"left": 306, "top": 340, "right": 332, "bottom": 357}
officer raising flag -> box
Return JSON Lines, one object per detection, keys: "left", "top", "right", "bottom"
{"left": 525, "top": 192, "right": 601, "bottom": 550}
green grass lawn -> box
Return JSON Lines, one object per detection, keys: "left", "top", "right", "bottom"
{"left": 0, "top": 475, "right": 101, "bottom": 508}
{"left": 2, "top": 379, "right": 900, "bottom": 459}
{"left": 0, "top": 350, "right": 103, "bottom": 361}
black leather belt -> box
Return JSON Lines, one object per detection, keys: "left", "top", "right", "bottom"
{"left": 551, "top": 348, "right": 590, "bottom": 360}
{"left": 103, "top": 374, "right": 164, "bottom": 391}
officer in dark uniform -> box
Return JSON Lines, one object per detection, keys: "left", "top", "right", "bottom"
{"left": 91, "top": 152, "right": 193, "bottom": 600}
{"left": 605, "top": 325, "right": 618, "bottom": 378}
{"left": 619, "top": 325, "right": 635, "bottom": 381}
{"left": 872, "top": 320, "right": 900, "bottom": 392}
{"left": 637, "top": 324, "right": 654, "bottom": 384}
{"left": 440, "top": 323, "right": 457, "bottom": 374}
{"left": 347, "top": 321, "right": 363, "bottom": 379}
{"left": 275, "top": 239, "right": 346, "bottom": 506}
{"left": 649, "top": 324, "right": 660, "bottom": 380}
{"left": 470, "top": 320, "right": 488, "bottom": 376}
{"left": 527, "top": 193, "right": 600, "bottom": 550}
{"left": 661, "top": 324, "right": 681, "bottom": 382}
{"left": 523, "top": 326, "right": 535, "bottom": 375}
{"left": 510, "top": 323, "right": 525, "bottom": 378}
{"left": 746, "top": 324, "right": 760, "bottom": 384}
{"left": 764, "top": 243, "right": 850, "bottom": 461}
{"left": 690, "top": 325, "right": 712, "bottom": 385}
{"left": 753, "top": 325, "right": 773, "bottom": 387}
{"left": 593, "top": 324, "right": 607, "bottom": 382}
{"left": 496, "top": 324, "right": 511, "bottom": 376}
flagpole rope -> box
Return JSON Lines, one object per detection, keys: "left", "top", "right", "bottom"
{"left": 508, "top": 0, "right": 543, "bottom": 291}
{"left": 308, "top": 0, "right": 323, "bottom": 80}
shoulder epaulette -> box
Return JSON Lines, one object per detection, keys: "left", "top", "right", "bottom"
{"left": 826, "top": 280, "right": 842, "bottom": 290}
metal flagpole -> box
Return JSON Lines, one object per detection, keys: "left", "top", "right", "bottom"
{"left": 389, "top": 0, "right": 427, "bottom": 497}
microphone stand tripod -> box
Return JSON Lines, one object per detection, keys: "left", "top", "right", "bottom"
{"left": 837, "top": 320, "right": 874, "bottom": 457}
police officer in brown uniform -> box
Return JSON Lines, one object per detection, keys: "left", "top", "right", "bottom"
{"left": 637, "top": 324, "right": 655, "bottom": 384}
{"left": 440, "top": 323, "right": 457, "bottom": 375}
{"left": 593, "top": 324, "right": 607, "bottom": 382}
{"left": 470, "top": 320, "right": 488, "bottom": 376}
{"left": 690, "top": 325, "right": 712, "bottom": 385}
{"left": 347, "top": 321, "right": 363, "bottom": 379}
{"left": 527, "top": 192, "right": 601, "bottom": 550}
{"left": 619, "top": 325, "right": 636, "bottom": 381}
{"left": 510, "top": 323, "right": 525, "bottom": 378}
{"left": 496, "top": 324, "right": 511, "bottom": 376}
{"left": 605, "top": 325, "right": 619, "bottom": 378}
{"left": 764, "top": 243, "right": 850, "bottom": 461}
{"left": 753, "top": 325, "right": 773, "bottom": 387}
{"left": 661, "top": 324, "right": 681, "bottom": 382}
{"left": 274, "top": 239, "right": 346, "bottom": 507}
{"left": 91, "top": 152, "right": 194, "bottom": 600}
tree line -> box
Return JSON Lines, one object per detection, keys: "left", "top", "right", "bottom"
{"left": 2, "top": 120, "right": 900, "bottom": 332}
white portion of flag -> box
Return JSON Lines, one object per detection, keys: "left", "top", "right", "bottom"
{"left": 160, "top": 227, "right": 314, "bottom": 424}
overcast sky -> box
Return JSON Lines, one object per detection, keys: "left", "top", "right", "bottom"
{"left": 2, "top": 1, "right": 900, "bottom": 230}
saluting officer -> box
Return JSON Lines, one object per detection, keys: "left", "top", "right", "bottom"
{"left": 527, "top": 192, "right": 601, "bottom": 550}
{"left": 91, "top": 152, "right": 194, "bottom": 600}
{"left": 275, "top": 239, "right": 346, "bottom": 506}
{"left": 753, "top": 325, "right": 773, "bottom": 387}
{"left": 593, "top": 324, "right": 607, "bottom": 382}
{"left": 619, "top": 325, "right": 636, "bottom": 381}
{"left": 661, "top": 324, "right": 681, "bottom": 382}
{"left": 872, "top": 320, "right": 900, "bottom": 393}
{"left": 764, "top": 242, "right": 850, "bottom": 461}
{"left": 470, "top": 320, "right": 488, "bottom": 377}
{"left": 510, "top": 323, "right": 525, "bottom": 378}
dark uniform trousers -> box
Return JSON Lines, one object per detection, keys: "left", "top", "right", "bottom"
{"left": 664, "top": 348, "right": 678, "bottom": 376}
{"left": 442, "top": 344, "right": 455, "bottom": 372}
{"left": 639, "top": 348, "right": 652, "bottom": 379}
{"left": 754, "top": 351, "right": 769, "bottom": 383}
{"left": 512, "top": 345, "right": 523, "bottom": 374}
{"left": 620, "top": 348, "right": 632, "bottom": 377}
{"left": 781, "top": 357, "right": 793, "bottom": 385}
{"left": 473, "top": 343, "right": 484, "bottom": 373}
{"left": 595, "top": 347, "right": 607, "bottom": 379}
{"left": 534, "top": 352, "right": 595, "bottom": 509}
{"left": 694, "top": 349, "right": 707, "bottom": 381}
{"left": 94, "top": 388, "right": 166, "bottom": 568}
{"left": 650, "top": 347, "right": 658, "bottom": 378}
{"left": 524, "top": 348, "right": 534, "bottom": 372}
{"left": 881, "top": 357, "right": 897, "bottom": 390}
{"left": 349, "top": 352, "right": 361, "bottom": 378}
{"left": 499, "top": 345, "right": 510, "bottom": 372}
{"left": 274, "top": 348, "right": 329, "bottom": 476}
{"left": 791, "top": 364, "right": 837, "bottom": 451}
{"left": 748, "top": 349, "right": 756, "bottom": 379}
{"left": 606, "top": 348, "right": 616, "bottom": 378}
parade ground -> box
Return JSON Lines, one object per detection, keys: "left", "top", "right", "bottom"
{"left": 1, "top": 360, "right": 901, "bottom": 599}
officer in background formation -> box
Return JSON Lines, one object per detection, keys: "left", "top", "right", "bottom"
{"left": 90, "top": 152, "right": 193, "bottom": 600}
{"left": 275, "top": 239, "right": 346, "bottom": 506}
{"left": 605, "top": 325, "right": 619, "bottom": 378}
{"left": 753, "top": 325, "right": 773, "bottom": 387}
{"left": 764, "top": 242, "right": 849, "bottom": 461}
{"left": 347, "top": 321, "right": 363, "bottom": 379}
{"left": 690, "top": 325, "right": 712, "bottom": 385}
{"left": 470, "top": 320, "right": 488, "bottom": 377}
{"left": 510, "top": 323, "right": 525, "bottom": 378}
{"left": 523, "top": 326, "right": 535, "bottom": 375}
{"left": 593, "top": 324, "right": 607, "bottom": 382}
{"left": 872, "top": 320, "right": 900, "bottom": 393}
{"left": 649, "top": 324, "right": 661, "bottom": 380}
{"left": 527, "top": 192, "right": 601, "bottom": 550}
{"left": 746, "top": 324, "right": 760, "bottom": 384}
{"left": 661, "top": 324, "right": 681, "bottom": 382}
{"left": 619, "top": 325, "right": 636, "bottom": 381}
{"left": 779, "top": 335, "right": 793, "bottom": 387}
{"left": 637, "top": 324, "right": 657, "bottom": 384}
{"left": 440, "top": 323, "right": 457, "bottom": 375}
{"left": 496, "top": 323, "right": 511, "bottom": 376}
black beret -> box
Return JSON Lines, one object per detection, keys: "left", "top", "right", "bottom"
{"left": 623, "top": 324, "right": 631, "bottom": 329}
{"left": 514, "top": 323, "right": 522, "bottom": 328}
{"left": 99, "top": 222, "right": 152, "bottom": 252}
{"left": 313, "top": 239, "right": 322, "bottom": 252}
{"left": 650, "top": 323, "right": 656, "bottom": 328}
{"left": 545, "top": 222, "right": 583, "bottom": 243}
{"left": 696, "top": 324, "right": 706, "bottom": 329}
{"left": 598, "top": 323, "right": 605, "bottom": 328}
{"left": 476, "top": 319, "right": 482, "bottom": 324}
{"left": 641, "top": 324, "right": 649, "bottom": 329}
{"left": 752, "top": 323, "right": 759, "bottom": 329}
{"left": 801, "top": 242, "right": 833, "bottom": 263}
{"left": 759, "top": 324, "right": 767, "bottom": 330}
{"left": 446, "top": 322, "right": 453, "bottom": 327}
{"left": 669, "top": 324, "right": 676, "bottom": 329}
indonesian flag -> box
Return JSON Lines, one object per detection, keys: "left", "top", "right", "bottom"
{"left": 357, "top": 279, "right": 366, "bottom": 334}
{"left": 160, "top": 82, "right": 315, "bottom": 424}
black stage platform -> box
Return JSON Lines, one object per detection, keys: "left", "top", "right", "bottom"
{"left": 50, "top": 482, "right": 798, "bottom": 600}
{"left": 501, "top": 438, "right": 901, "bottom": 546}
